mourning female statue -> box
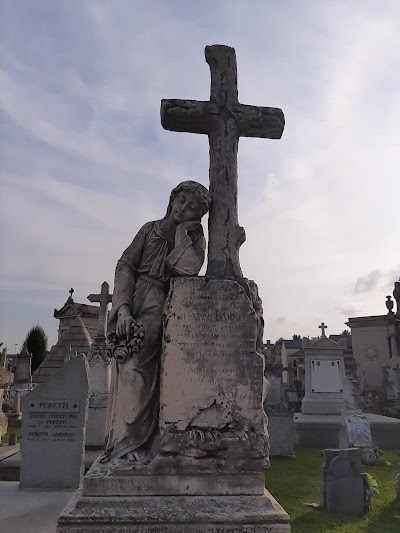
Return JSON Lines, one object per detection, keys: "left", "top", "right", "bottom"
{"left": 104, "top": 181, "right": 210, "bottom": 464}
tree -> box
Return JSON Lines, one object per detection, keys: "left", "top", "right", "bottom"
{"left": 340, "top": 329, "right": 350, "bottom": 336}
{"left": 292, "top": 334, "right": 301, "bottom": 340}
{"left": 21, "top": 325, "right": 48, "bottom": 372}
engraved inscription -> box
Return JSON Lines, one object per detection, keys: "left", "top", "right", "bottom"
{"left": 161, "top": 278, "right": 264, "bottom": 430}
{"left": 26, "top": 398, "right": 80, "bottom": 443}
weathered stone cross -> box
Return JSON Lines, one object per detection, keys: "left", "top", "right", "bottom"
{"left": 87, "top": 281, "right": 112, "bottom": 338}
{"left": 318, "top": 322, "right": 328, "bottom": 337}
{"left": 161, "top": 44, "right": 285, "bottom": 278}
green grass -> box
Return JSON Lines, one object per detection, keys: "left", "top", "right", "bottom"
{"left": 265, "top": 447, "right": 400, "bottom": 533}
{"left": 1, "top": 427, "right": 21, "bottom": 444}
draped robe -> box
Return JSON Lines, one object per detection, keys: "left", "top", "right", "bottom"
{"left": 105, "top": 220, "right": 205, "bottom": 460}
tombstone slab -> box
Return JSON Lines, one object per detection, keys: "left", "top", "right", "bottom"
{"left": 320, "top": 448, "right": 365, "bottom": 515}
{"left": 158, "top": 277, "right": 267, "bottom": 476}
{"left": 267, "top": 405, "right": 295, "bottom": 456}
{"left": 20, "top": 354, "right": 89, "bottom": 488}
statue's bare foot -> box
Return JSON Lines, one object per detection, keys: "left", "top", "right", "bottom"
{"left": 127, "top": 448, "right": 147, "bottom": 462}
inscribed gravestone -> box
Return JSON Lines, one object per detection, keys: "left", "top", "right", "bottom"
{"left": 344, "top": 414, "right": 373, "bottom": 447}
{"left": 160, "top": 277, "right": 267, "bottom": 468}
{"left": 20, "top": 354, "right": 89, "bottom": 488}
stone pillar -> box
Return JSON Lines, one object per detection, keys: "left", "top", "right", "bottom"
{"left": 85, "top": 337, "right": 111, "bottom": 448}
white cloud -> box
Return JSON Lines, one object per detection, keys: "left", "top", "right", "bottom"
{"left": 1, "top": 1, "right": 400, "bottom": 350}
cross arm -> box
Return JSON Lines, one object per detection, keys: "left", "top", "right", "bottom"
{"left": 235, "top": 104, "right": 285, "bottom": 139}
{"left": 161, "top": 99, "right": 218, "bottom": 134}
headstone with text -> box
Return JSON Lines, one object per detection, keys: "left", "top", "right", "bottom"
{"left": 20, "top": 354, "right": 89, "bottom": 488}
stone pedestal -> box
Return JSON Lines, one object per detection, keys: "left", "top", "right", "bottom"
{"left": 85, "top": 336, "right": 111, "bottom": 448}
{"left": 301, "top": 336, "right": 345, "bottom": 416}
{"left": 57, "top": 278, "right": 290, "bottom": 532}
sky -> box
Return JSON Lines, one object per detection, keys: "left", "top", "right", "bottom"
{"left": 1, "top": 0, "right": 399, "bottom": 353}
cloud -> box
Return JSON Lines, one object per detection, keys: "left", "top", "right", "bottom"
{"left": 354, "top": 270, "right": 382, "bottom": 294}
{"left": 1, "top": 1, "right": 400, "bottom": 351}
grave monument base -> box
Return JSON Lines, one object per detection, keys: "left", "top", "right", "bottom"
{"left": 294, "top": 412, "right": 400, "bottom": 449}
{"left": 57, "top": 485, "right": 290, "bottom": 533}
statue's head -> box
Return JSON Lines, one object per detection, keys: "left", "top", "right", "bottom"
{"left": 165, "top": 180, "right": 210, "bottom": 220}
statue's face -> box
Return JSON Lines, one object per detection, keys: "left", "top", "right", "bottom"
{"left": 171, "top": 191, "right": 201, "bottom": 223}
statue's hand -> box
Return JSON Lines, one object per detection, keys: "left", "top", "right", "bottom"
{"left": 116, "top": 306, "right": 136, "bottom": 341}
{"left": 175, "top": 221, "right": 201, "bottom": 244}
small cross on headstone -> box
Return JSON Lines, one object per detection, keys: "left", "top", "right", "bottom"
{"left": 87, "top": 282, "right": 112, "bottom": 338}
{"left": 69, "top": 288, "right": 74, "bottom": 299}
{"left": 319, "top": 322, "right": 328, "bottom": 337}
{"left": 161, "top": 44, "right": 285, "bottom": 278}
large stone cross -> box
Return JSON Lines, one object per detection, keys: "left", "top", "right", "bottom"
{"left": 87, "top": 281, "right": 112, "bottom": 338}
{"left": 161, "top": 44, "right": 285, "bottom": 278}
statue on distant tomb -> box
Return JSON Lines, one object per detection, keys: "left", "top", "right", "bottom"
{"left": 104, "top": 181, "right": 210, "bottom": 464}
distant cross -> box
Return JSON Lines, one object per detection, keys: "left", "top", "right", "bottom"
{"left": 319, "top": 322, "right": 328, "bottom": 337}
{"left": 87, "top": 282, "right": 112, "bottom": 338}
{"left": 69, "top": 288, "right": 74, "bottom": 299}
{"left": 161, "top": 44, "right": 285, "bottom": 278}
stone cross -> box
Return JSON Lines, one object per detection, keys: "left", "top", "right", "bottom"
{"left": 161, "top": 44, "right": 285, "bottom": 278}
{"left": 87, "top": 282, "right": 112, "bottom": 338}
{"left": 319, "top": 322, "right": 328, "bottom": 337}
{"left": 69, "top": 288, "right": 74, "bottom": 299}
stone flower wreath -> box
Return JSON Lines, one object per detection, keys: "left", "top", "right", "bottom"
{"left": 106, "top": 323, "right": 145, "bottom": 363}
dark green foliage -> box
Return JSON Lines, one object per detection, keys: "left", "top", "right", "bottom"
{"left": 21, "top": 324, "right": 48, "bottom": 372}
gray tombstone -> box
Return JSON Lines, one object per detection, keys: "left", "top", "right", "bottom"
{"left": 344, "top": 414, "right": 373, "bottom": 448}
{"left": 320, "top": 448, "right": 365, "bottom": 515}
{"left": 267, "top": 404, "right": 295, "bottom": 456}
{"left": 20, "top": 354, "right": 89, "bottom": 488}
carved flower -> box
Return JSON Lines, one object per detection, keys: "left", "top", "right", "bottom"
{"left": 114, "top": 346, "right": 130, "bottom": 364}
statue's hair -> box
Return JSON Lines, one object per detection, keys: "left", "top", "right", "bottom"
{"left": 165, "top": 180, "right": 210, "bottom": 219}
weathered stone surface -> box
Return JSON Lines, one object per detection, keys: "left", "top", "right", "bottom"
{"left": 161, "top": 44, "right": 285, "bottom": 278}
{"left": 158, "top": 277, "right": 267, "bottom": 475}
{"left": 57, "top": 488, "right": 290, "bottom": 533}
{"left": 342, "top": 414, "right": 373, "bottom": 448}
{"left": 85, "top": 322, "right": 111, "bottom": 447}
{"left": 83, "top": 459, "right": 264, "bottom": 496}
{"left": 266, "top": 406, "right": 294, "bottom": 456}
{"left": 20, "top": 354, "right": 89, "bottom": 488}
{"left": 320, "top": 448, "right": 365, "bottom": 515}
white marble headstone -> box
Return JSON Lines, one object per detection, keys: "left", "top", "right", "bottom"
{"left": 20, "top": 354, "right": 89, "bottom": 488}
{"left": 345, "top": 414, "right": 373, "bottom": 447}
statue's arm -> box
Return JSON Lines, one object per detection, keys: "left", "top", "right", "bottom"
{"left": 166, "top": 223, "right": 206, "bottom": 276}
{"left": 108, "top": 222, "right": 150, "bottom": 329}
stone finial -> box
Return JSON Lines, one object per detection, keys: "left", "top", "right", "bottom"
{"left": 386, "top": 295, "right": 395, "bottom": 315}
{"left": 318, "top": 322, "right": 328, "bottom": 337}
